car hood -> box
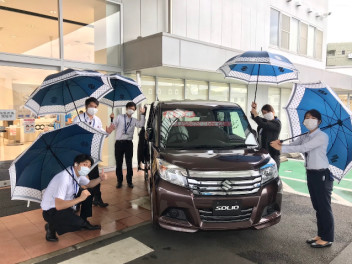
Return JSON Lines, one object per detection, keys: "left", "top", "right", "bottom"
{"left": 160, "top": 148, "right": 271, "bottom": 171}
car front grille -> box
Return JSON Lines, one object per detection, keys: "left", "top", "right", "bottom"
{"left": 199, "top": 208, "right": 253, "bottom": 222}
{"left": 187, "top": 170, "right": 261, "bottom": 196}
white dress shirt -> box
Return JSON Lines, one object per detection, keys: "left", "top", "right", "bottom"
{"left": 113, "top": 114, "right": 145, "bottom": 141}
{"left": 73, "top": 112, "right": 105, "bottom": 132}
{"left": 41, "top": 167, "right": 89, "bottom": 211}
{"left": 282, "top": 128, "right": 329, "bottom": 170}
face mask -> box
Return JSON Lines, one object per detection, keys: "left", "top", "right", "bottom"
{"left": 263, "top": 112, "right": 274, "bottom": 120}
{"left": 126, "top": 109, "right": 135, "bottom": 116}
{"left": 87, "top": 107, "right": 98, "bottom": 116}
{"left": 303, "top": 119, "right": 319, "bottom": 131}
{"left": 78, "top": 166, "right": 90, "bottom": 177}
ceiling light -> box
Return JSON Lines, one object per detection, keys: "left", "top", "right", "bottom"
{"left": 295, "top": 0, "right": 302, "bottom": 7}
{"left": 49, "top": 10, "right": 57, "bottom": 14}
{"left": 307, "top": 8, "right": 313, "bottom": 14}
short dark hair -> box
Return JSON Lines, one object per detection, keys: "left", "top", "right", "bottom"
{"left": 261, "top": 104, "right": 275, "bottom": 113}
{"left": 126, "top": 102, "right": 137, "bottom": 109}
{"left": 85, "top": 97, "right": 99, "bottom": 107}
{"left": 304, "top": 109, "right": 322, "bottom": 122}
{"left": 73, "top": 154, "right": 94, "bottom": 166}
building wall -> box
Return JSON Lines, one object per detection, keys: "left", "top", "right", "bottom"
{"left": 327, "top": 42, "right": 352, "bottom": 66}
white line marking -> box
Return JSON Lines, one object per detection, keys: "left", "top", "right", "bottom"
{"left": 59, "top": 237, "right": 154, "bottom": 264}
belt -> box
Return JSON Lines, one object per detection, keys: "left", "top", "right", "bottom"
{"left": 116, "top": 140, "right": 132, "bottom": 142}
{"left": 306, "top": 168, "right": 329, "bottom": 172}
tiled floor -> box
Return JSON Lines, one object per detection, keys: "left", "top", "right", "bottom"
{"left": 0, "top": 169, "right": 151, "bottom": 264}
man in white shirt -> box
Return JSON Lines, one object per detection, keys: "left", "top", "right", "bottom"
{"left": 41, "top": 154, "right": 107, "bottom": 242}
{"left": 110, "top": 102, "right": 146, "bottom": 188}
{"left": 73, "top": 97, "right": 114, "bottom": 213}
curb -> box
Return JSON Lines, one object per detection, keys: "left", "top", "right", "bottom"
{"left": 330, "top": 241, "right": 352, "bottom": 264}
{"left": 19, "top": 221, "right": 150, "bottom": 264}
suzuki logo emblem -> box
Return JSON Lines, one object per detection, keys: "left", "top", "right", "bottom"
{"left": 221, "top": 180, "right": 233, "bottom": 191}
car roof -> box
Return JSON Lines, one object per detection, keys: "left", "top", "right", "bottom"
{"left": 158, "top": 100, "right": 242, "bottom": 109}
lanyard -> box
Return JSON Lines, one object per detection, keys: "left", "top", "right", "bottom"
{"left": 124, "top": 114, "right": 132, "bottom": 134}
{"left": 71, "top": 166, "right": 79, "bottom": 195}
{"left": 84, "top": 113, "right": 95, "bottom": 127}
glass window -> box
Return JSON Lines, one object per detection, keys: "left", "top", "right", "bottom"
{"left": 280, "top": 88, "right": 291, "bottom": 140}
{"left": 141, "top": 76, "right": 156, "bottom": 104}
{"left": 157, "top": 78, "right": 184, "bottom": 101}
{"left": 185, "top": 80, "right": 208, "bottom": 100}
{"left": 290, "top": 18, "right": 299, "bottom": 53}
{"left": 209, "top": 83, "right": 229, "bottom": 101}
{"left": 270, "top": 9, "right": 280, "bottom": 46}
{"left": 0, "top": 65, "right": 58, "bottom": 162}
{"left": 268, "top": 87, "right": 280, "bottom": 118}
{"left": 281, "top": 14, "right": 290, "bottom": 50}
{"left": 62, "top": 0, "right": 121, "bottom": 66}
{"left": 315, "top": 29, "right": 323, "bottom": 60}
{"left": 299, "top": 22, "right": 308, "bottom": 55}
{"left": 307, "top": 26, "right": 315, "bottom": 57}
{"left": 0, "top": 0, "right": 59, "bottom": 58}
{"left": 160, "top": 107, "right": 253, "bottom": 149}
{"left": 230, "top": 84, "right": 247, "bottom": 111}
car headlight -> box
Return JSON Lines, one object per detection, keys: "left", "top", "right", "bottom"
{"left": 260, "top": 159, "right": 279, "bottom": 184}
{"left": 157, "top": 159, "right": 188, "bottom": 187}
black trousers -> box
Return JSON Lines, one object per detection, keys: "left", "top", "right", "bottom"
{"left": 272, "top": 154, "right": 280, "bottom": 171}
{"left": 115, "top": 140, "right": 133, "bottom": 184}
{"left": 80, "top": 166, "right": 100, "bottom": 220}
{"left": 43, "top": 208, "right": 85, "bottom": 235}
{"left": 307, "top": 169, "right": 334, "bottom": 242}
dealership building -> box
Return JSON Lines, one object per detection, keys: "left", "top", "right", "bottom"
{"left": 0, "top": 0, "right": 351, "bottom": 181}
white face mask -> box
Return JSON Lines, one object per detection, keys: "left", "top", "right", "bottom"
{"left": 78, "top": 166, "right": 90, "bottom": 177}
{"left": 87, "top": 107, "right": 98, "bottom": 116}
{"left": 303, "top": 118, "right": 319, "bottom": 131}
{"left": 263, "top": 112, "right": 274, "bottom": 121}
{"left": 126, "top": 109, "right": 135, "bottom": 116}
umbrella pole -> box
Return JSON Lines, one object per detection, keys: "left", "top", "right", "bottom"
{"left": 280, "top": 121, "right": 342, "bottom": 143}
{"left": 65, "top": 81, "right": 82, "bottom": 122}
{"left": 111, "top": 86, "right": 116, "bottom": 123}
{"left": 254, "top": 64, "right": 261, "bottom": 103}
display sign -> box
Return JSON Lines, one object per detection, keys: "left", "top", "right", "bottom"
{"left": 24, "top": 119, "right": 35, "bottom": 134}
{"left": 9, "top": 125, "right": 17, "bottom": 136}
{"left": 0, "top": 110, "right": 16, "bottom": 120}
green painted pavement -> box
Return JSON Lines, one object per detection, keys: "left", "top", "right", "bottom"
{"left": 279, "top": 159, "right": 352, "bottom": 204}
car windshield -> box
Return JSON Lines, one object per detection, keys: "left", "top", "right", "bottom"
{"left": 160, "top": 107, "right": 257, "bottom": 149}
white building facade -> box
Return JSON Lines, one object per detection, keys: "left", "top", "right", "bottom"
{"left": 0, "top": 0, "right": 351, "bottom": 178}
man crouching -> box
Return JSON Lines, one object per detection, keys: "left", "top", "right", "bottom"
{"left": 40, "top": 154, "right": 107, "bottom": 242}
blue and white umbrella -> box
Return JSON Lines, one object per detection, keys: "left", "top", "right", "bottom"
{"left": 218, "top": 51, "right": 299, "bottom": 101}
{"left": 25, "top": 68, "right": 113, "bottom": 117}
{"left": 284, "top": 81, "right": 352, "bottom": 181}
{"left": 100, "top": 74, "right": 146, "bottom": 108}
{"left": 9, "top": 122, "right": 107, "bottom": 203}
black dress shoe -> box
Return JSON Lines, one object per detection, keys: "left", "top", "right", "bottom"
{"left": 116, "top": 182, "right": 122, "bottom": 188}
{"left": 128, "top": 183, "right": 134, "bottom": 188}
{"left": 93, "top": 199, "right": 109, "bottom": 207}
{"left": 45, "top": 223, "right": 58, "bottom": 242}
{"left": 82, "top": 221, "right": 101, "bottom": 230}
{"left": 306, "top": 238, "right": 318, "bottom": 244}
{"left": 311, "top": 242, "right": 332, "bottom": 248}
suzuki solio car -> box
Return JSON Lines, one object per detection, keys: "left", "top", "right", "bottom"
{"left": 144, "top": 100, "right": 282, "bottom": 232}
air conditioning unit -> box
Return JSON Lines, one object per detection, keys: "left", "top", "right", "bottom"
{"left": 295, "top": 0, "right": 302, "bottom": 7}
{"left": 307, "top": 8, "right": 313, "bottom": 14}
{"left": 348, "top": 53, "right": 352, "bottom": 59}
{"left": 315, "top": 12, "right": 322, "bottom": 18}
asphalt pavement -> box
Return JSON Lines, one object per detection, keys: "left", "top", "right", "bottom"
{"left": 34, "top": 192, "right": 352, "bottom": 264}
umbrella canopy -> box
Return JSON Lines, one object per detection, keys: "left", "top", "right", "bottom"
{"left": 25, "top": 68, "right": 113, "bottom": 117}
{"left": 99, "top": 74, "right": 146, "bottom": 108}
{"left": 218, "top": 51, "right": 299, "bottom": 101}
{"left": 284, "top": 82, "right": 352, "bottom": 181}
{"left": 9, "top": 122, "right": 107, "bottom": 203}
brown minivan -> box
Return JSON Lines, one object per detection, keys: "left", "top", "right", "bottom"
{"left": 145, "top": 100, "right": 282, "bottom": 232}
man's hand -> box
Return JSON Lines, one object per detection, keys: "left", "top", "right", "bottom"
{"left": 251, "top": 102, "right": 257, "bottom": 110}
{"left": 110, "top": 113, "right": 115, "bottom": 119}
{"left": 270, "top": 140, "right": 282, "bottom": 151}
{"left": 250, "top": 107, "right": 258, "bottom": 117}
{"left": 99, "top": 168, "right": 108, "bottom": 181}
{"left": 140, "top": 106, "right": 146, "bottom": 115}
{"left": 106, "top": 123, "right": 115, "bottom": 134}
{"left": 79, "top": 189, "right": 91, "bottom": 201}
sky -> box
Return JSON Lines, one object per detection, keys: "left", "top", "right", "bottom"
{"left": 327, "top": 0, "right": 352, "bottom": 43}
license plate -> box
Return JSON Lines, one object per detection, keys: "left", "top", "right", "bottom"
{"left": 213, "top": 200, "right": 241, "bottom": 216}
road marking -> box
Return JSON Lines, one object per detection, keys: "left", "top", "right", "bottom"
{"left": 58, "top": 237, "right": 154, "bottom": 264}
